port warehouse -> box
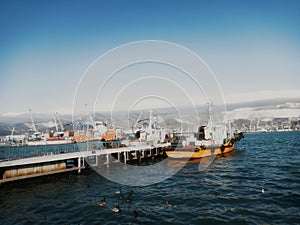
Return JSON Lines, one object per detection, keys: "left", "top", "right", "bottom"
{"left": 0, "top": 141, "right": 169, "bottom": 184}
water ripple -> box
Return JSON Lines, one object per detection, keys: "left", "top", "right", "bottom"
{"left": 0, "top": 132, "right": 300, "bottom": 224}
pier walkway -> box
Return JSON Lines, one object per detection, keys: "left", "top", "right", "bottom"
{"left": 0, "top": 143, "right": 170, "bottom": 184}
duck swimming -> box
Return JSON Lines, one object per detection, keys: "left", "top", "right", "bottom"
{"left": 112, "top": 204, "right": 121, "bottom": 213}
{"left": 97, "top": 198, "right": 106, "bottom": 206}
{"left": 115, "top": 189, "right": 122, "bottom": 195}
{"left": 166, "top": 201, "right": 171, "bottom": 207}
{"left": 126, "top": 191, "right": 133, "bottom": 202}
{"left": 115, "top": 189, "right": 124, "bottom": 199}
{"left": 119, "top": 193, "right": 124, "bottom": 200}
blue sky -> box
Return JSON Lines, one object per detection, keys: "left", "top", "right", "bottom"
{"left": 0, "top": 0, "right": 300, "bottom": 115}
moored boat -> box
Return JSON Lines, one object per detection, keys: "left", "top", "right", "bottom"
{"left": 164, "top": 137, "right": 240, "bottom": 159}
{"left": 25, "top": 110, "right": 74, "bottom": 146}
{"left": 164, "top": 103, "right": 244, "bottom": 159}
{"left": 27, "top": 137, "right": 74, "bottom": 146}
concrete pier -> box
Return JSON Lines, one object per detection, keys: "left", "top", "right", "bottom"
{"left": 0, "top": 143, "right": 170, "bottom": 184}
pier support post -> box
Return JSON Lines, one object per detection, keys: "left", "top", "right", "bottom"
{"left": 95, "top": 155, "right": 99, "bottom": 166}
{"left": 138, "top": 151, "right": 141, "bottom": 163}
{"left": 78, "top": 157, "right": 81, "bottom": 174}
{"left": 118, "top": 152, "right": 121, "bottom": 162}
{"left": 124, "top": 151, "right": 127, "bottom": 164}
{"left": 106, "top": 154, "right": 110, "bottom": 168}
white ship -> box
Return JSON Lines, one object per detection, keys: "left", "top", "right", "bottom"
{"left": 26, "top": 110, "right": 73, "bottom": 146}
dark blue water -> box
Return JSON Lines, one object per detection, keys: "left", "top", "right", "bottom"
{"left": 0, "top": 132, "right": 299, "bottom": 224}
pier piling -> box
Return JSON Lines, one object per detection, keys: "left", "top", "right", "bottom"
{"left": 106, "top": 154, "right": 110, "bottom": 168}
{"left": 78, "top": 157, "right": 81, "bottom": 174}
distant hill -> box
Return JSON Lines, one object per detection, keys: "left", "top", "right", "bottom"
{"left": 225, "top": 102, "right": 300, "bottom": 121}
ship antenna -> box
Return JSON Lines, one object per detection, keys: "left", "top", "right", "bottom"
{"left": 207, "top": 102, "right": 214, "bottom": 140}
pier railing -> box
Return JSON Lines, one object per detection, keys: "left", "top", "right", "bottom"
{"left": 0, "top": 144, "right": 79, "bottom": 161}
{"left": 0, "top": 141, "right": 113, "bottom": 161}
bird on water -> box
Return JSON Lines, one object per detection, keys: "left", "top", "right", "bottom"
{"left": 115, "top": 189, "right": 124, "bottom": 199}
{"left": 97, "top": 198, "right": 106, "bottom": 207}
{"left": 126, "top": 190, "right": 133, "bottom": 202}
{"left": 115, "top": 189, "right": 122, "bottom": 195}
{"left": 112, "top": 204, "right": 121, "bottom": 213}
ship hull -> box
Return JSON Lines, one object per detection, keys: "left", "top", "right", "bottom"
{"left": 27, "top": 139, "right": 73, "bottom": 146}
{"left": 164, "top": 141, "right": 235, "bottom": 159}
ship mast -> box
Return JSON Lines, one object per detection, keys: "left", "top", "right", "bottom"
{"left": 85, "top": 104, "right": 89, "bottom": 151}
{"left": 149, "top": 110, "right": 153, "bottom": 136}
{"left": 208, "top": 102, "right": 213, "bottom": 126}
{"left": 207, "top": 102, "right": 214, "bottom": 140}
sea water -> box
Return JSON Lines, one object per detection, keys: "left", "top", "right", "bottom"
{"left": 0, "top": 132, "right": 299, "bottom": 224}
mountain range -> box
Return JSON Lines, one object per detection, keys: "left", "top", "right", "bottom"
{"left": 1, "top": 99, "right": 299, "bottom": 136}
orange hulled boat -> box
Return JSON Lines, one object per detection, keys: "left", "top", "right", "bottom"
{"left": 164, "top": 139, "right": 238, "bottom": 159}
